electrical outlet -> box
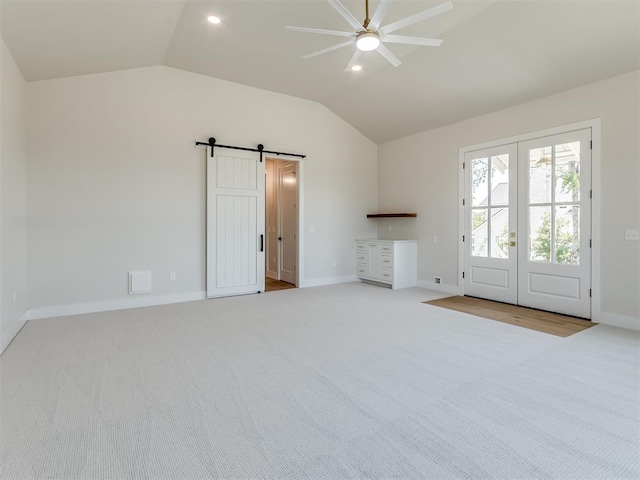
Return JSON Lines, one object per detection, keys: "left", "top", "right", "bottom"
{"left": 332, "top": 260, "right": 337, "bottom": 267}
{"left": 434, "top": 277, "right": 441, "bottom": 284}
{"left": 625, "top": 229, "right": 639, "bottom": 241}
{"left": 170, "top": 272, "right": 176, "bottom": 281}
{"left": 433, "top": 235, "right": 438, "bottom": 244}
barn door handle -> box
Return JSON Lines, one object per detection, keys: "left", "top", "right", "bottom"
{"left": 260, "top": 234, "right": 264, "bottom": 252}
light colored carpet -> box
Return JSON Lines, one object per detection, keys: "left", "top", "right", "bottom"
{"left": 1, "top": 283, "right": 638, "bottom": 479}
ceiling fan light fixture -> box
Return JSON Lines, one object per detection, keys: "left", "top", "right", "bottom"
{"left": 356, "top": 31, "right": 380, "bottom": 51}
{"left": 351, "top": 65, "right": 362, "bottom": 72}
{"left": 207, "top": 15, "right": 221, "bottom": 24}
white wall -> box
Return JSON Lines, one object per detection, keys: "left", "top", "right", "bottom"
{"left": 0, "top": 38, "right": 28, "bottom": 353}
{"left": 27, "top": 66, "right": 377, "bottom": 314}
{"left": 378, "top": 70, "right": 640, "bottom": 329}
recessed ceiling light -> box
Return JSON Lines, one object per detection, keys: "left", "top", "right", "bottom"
{"left": 207, "top": 15, "right": 221, "bottom": 24}
{"left": 351, "top": 65, "right": 362, "bottom": 72}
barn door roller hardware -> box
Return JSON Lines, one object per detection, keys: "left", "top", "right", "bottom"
{"left": 196, "top": 137, "right": 306, "bottom": 161}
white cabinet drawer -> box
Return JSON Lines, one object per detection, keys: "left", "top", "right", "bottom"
{"left": 380, "top": 255, "right": 393, "bottom": 268}
{"left": 356, "top": 251, "right": 368, "bottom": 264}
{"left": 356, "top": 265, "right": 368, "bottom": 277}
{"left": 356, "top": 242, "right": 367, "bottom": 252}
{"left": 379, "top": 243, "right": 393, "bottom": 255}
{"left": 379, "top": 268, "right": 393, "bottom": 282}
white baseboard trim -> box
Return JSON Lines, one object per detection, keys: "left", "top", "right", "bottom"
{"left": 26, "top": 291, "right": 207, "bottom": 321}
{"left": 266, "top": 271, "right": 278, "bottom": 280}
{"left": 1, "top": 310, "right": 28, "bottom": 355}
{"left": 594, "top": 311, "right": 639, "bottom": 331}
{"left": 417, "top": 280, "right": 462, "bottom": 296}
{"left": 299, "top": 275, "right": 357, "bottom": 288}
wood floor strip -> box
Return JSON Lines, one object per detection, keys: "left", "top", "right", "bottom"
{"left": 423, "top": 296, "right": 596, "bottom": 337}
{"left": 265, "top": 278, "right": 296, "bottom": 292}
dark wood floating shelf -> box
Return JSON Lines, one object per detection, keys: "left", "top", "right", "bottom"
{"left": 367, "top": 213, "right": 418, "bottom": 218}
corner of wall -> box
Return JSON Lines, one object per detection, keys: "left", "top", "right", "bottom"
{"left": 0, "top": 37, "right": 30, "bottom": 355}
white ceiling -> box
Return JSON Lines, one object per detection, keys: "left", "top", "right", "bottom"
{"left": 2, "top": 0, "right": 638, "bottom": 143}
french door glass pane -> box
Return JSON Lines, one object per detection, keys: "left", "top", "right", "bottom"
{"left": 555, "top": 205, "right": 580, "bottom": 264}
{"left": 555, "top": 142, "right": 581, "bottom": 203}
{"left": 529, "top": 206, "right": 552, "bottom": 262}
{"left": 490, "top": 155, "right": 509, "bottom": 206}
{"left": 472, "top": 157, "right": 489, "bottom": 206}
{"left": 490, "top": 207, "right": 509, "bottom": 258}
{"left": 472, "top": 209, "right": 488, "bottom": 257}
{"left": 529, "top": 146, "right": 552, "bottom": 203}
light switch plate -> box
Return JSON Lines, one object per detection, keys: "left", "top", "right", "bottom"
{"left": 625, "top": 229, "right": 639, "bottom": 241}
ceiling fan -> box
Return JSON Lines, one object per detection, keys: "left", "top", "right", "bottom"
{"left": 285, "top": 0, "right": 453, "bottom": 71}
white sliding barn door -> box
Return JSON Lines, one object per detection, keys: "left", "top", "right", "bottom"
{"left": 207, "top": 148, "right": 265, "bottom": 298}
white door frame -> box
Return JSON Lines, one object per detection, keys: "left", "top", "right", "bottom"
{"left": 265, "top": 160, "right": 279, "bottom": 281}
{"left": 276, "top": 161, "right": 299, "bottom": 285}
{"left": 458, "top": 118, "right": 602, "bottom": 315}
{"left": 266, "top": 155, "right": 304, "bottom": 287}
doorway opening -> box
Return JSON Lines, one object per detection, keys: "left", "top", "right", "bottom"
{"left": 265, "top": 158, "right": 299, "bottom": 292}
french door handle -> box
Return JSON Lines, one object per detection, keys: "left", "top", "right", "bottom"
{"left": 278, "top": 237, "right": 282, "bottom": 241}
{"left": 260, "top": 234, "right": 264, "bottom": 252}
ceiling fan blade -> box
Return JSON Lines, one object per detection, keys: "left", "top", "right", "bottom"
{"left": 285, "top": 26, "right": 355, "bottom": 38}
{"left": 380, "top": 1, "right": 453, "bottom": 35}
{"left": 369, "top": 0, "right": 392, "bottom": 30}
{"left": 302, "top": 40, "right": 354, "bottom": 60}
{"left": 344, "top": 49, "right": 363, "bottom": 72}
{"left": 327, "top": 0, "right": 364, "bottom": 31}
{"left": 382, "top": 34, "right": 443, "bottom": 47}
{"left": 376, "top": 43, "right": 402, "bottom": 67}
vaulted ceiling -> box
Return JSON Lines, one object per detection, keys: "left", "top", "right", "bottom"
{"left": 2, "top": 0, "right": 638, "bottom": 143}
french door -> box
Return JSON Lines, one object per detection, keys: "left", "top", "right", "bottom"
{"left": 464, "top": 129, "right": 592, "bottom": 318}
{"left": 207, "top": 148, "right": 265, "bottom": 298}
{"left": 464, "top": 144, "right": 518, "bottom": 304}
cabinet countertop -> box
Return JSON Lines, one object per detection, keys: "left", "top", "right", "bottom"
{"left": 356, "top": 238, "right": 418, "bottom": 243}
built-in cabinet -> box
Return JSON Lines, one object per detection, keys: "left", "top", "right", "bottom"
{"left": 356, "top": 239, "right": 417, "bottom": 289}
